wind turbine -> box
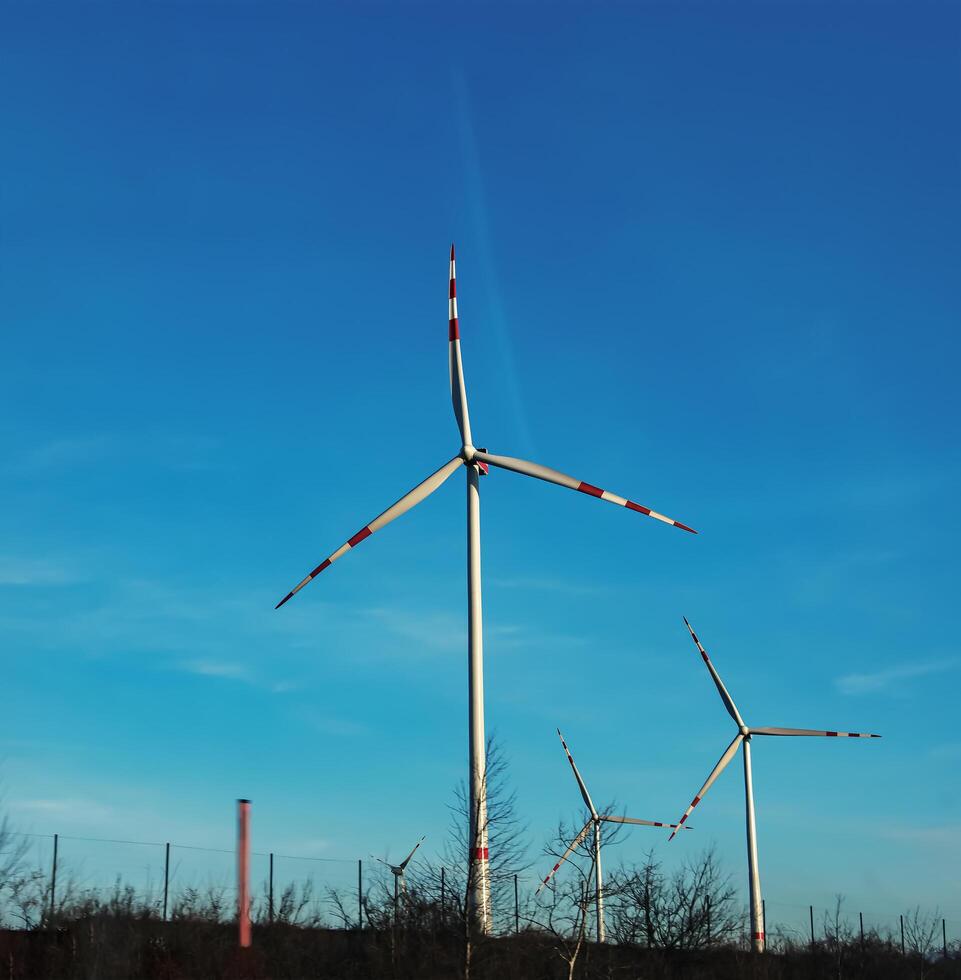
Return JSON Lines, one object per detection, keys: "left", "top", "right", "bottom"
{"left": 668, "top": 617, "right": 881, "bottom": 954}
{"left": 375, "top": 835, "right": 426, "bottom": 921}
{"left": 536, "top": 729, "right": 687, "bottom": 943}
{"left": 274, "top": 246, "right": 697, "bottom": 932}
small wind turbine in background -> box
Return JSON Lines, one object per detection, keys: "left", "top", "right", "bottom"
{"left": 374, "top": 835, "right": 426, "bottom": 921}
{"left": 668, "top": 617, "right": 881, "bottom": 954}
{"left": 537, "top": 729, "right": 687, "bottom": 943}
{"left": 274, "top": 246, "right": 697, "bottom": 932}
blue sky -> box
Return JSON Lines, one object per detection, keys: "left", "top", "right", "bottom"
{"left": 1, "top": 0, "right": 959, "bottom": 932}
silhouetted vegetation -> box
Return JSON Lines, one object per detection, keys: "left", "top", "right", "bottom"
{"left": 1, "top": 858, "right": 958, "bottom": 979}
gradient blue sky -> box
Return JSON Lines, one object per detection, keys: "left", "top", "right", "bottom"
{"left": 1, "top": 0, "right": 959, "bottom": 931}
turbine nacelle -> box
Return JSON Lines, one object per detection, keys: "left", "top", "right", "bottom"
{"left": 460, "top": 445, "right": 490, "bottom": 475}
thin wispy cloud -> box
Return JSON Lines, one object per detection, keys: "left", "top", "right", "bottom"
{"left": 295, "top": 711, "right": 369, "bottom": 738}
{"left": 361, "top": 606, "right": 465, "bottom": 654}
{"left": 490, "top": 575, "right": 602, "bottom": 597}
{"left": 928, "top": 741, "right": 961, "bottom": 761}
{"left": 9, "top": 797, "right": 115, "bottom": 823}
{"left": 11, "top": 436, "right": 115, "bottom": 473}
{"left": 452, "top": 70, "right": 533, "bottom": 457}
{"left": 179, "top": 659, "right": 252, "bottom": 682}
{"left": 877, "top": 824, "right": 961, "bottom": 848}
{"left": 835, "top": 659, "right": 957, "bottom": 695}
{"left": 8, "top": 432, "right": 222, "bottom": 476}
{"left": 0, "top": 557, "right": 79, "bottom": 586}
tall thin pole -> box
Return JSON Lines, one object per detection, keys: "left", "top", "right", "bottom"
{"left": 859, "top": 911, "right": 864, "bottom": 950}
{"left": 237, "top": 800, "right": 251, "bottom": 949}
{"left": 358, "top": 859, "right": 363, "bottom": 929}
{"left": 466, "top": 465, "right": 491, "bottom": 933}
{"left": 49, "top": 833, "right": 58, "bottom": 923}
{"left": 162, "top": 842, "right": 170, "bottom": 921}
{"left": 943, "top": 919, "right": 948, "bottom": 959}
{"left": 742, "top": 739, "right": 764, "bottom": 953}
{"left": 268, "top": 853, "right": 274, "bottom": 924}
{"left": 514, "top": 874, "right": 519, "bottom": 934}
{"left": 440, "top": 866, "right": 446, "bottom": 919}
{"left": 593, "top": 820, "right": 605, "bottom": 943}
{"left": 809, "top": 905, "right": 815, "bottom": 947}
{"left": 706, "top": 895, "right": 712, "bottom": 946}
{"left": 393, "top": 874, "right": 399, "bottom": 925}
{"left": 900, "top": 914, "right": 905, "bottom": 955}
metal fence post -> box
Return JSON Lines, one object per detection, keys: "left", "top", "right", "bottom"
{"left": 514, "top": 874, "right": 519, "bottom": 933}
{"left": 49, "top": 833, "right": 58, "bottom": 922}
{"left": 900, "top": 914, "right": 905, "bottom": 956}
{"left": 162, "top": 842, "right": 170, "bottom": 921}
{"left": 268, "top": 852, "right": 274, "bottom": 924}
{"left": 809, "top": 905, "right": 815, "bottom": 948}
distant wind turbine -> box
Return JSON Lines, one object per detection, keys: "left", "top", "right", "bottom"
{"left": 537, "top": 729, "right": 687, "bottom": 943}
{"left": 375, "top": 835, "right": 426, "bottom": 921}
{"left": 668, "top": 617, "right": 881, "bottom": 953}
{"left": 275, "top": 246, "right": 697, "bottom": 932}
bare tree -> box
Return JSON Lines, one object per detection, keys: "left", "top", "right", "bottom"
{"left": 0, "top": 812, "right": 29, "bottom": 892}
{"left": 443, "top": 736, "right": 532, "bottom": 924}
{"left": 605, "top": 846, "right": 742, "bottom": 949}
{"left": 821, "top": 894, "right": 857, "bottom": 978}
{"left": 903, "top": 904, "right": 941, "bottom": 978}
{"left": 409, "top": 735, "right": 531, "bottom": 935}
{"left": 530, "top": 819, "right": 598, "bottom": 980}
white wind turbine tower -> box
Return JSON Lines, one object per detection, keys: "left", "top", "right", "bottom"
{"left": 668, "top": 617, "right": 881, "bottom": 954}
{"left": 536, "top": 729, "right": 687, "bottom": 943}
{"left": 375, "top": 835, "right": 426, "bottom": 921}
{"left": 275, "top": 246, "right": 697, "bottom": 932}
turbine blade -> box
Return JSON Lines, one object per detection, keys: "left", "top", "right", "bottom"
{"left": 448, "top": 244, "right": 473, "bottom": 447}
{"left": 473, "top": 451, "right": 696, "bottom": 533}
{"left": 668, "top": 733, "right": 744, "bottom": 841}
{"left": 750, "top": 726, "right": 881, "bottom": 738}
{"left": 535, "top": 818, "right": 593, "bottom": 894}
{"left": 557, "top": 729, "right": 597, "bottom": 818}
{"left": 601, "top": 815, "right": 689, "bottom": 830}
{"left": 682, "top": 617, "right": 745, "bottom": 727}
{"left": 398, "top": 835, "right": 426, "bottom": 870}
{"left": 275, "top": 456, "right": 463, "bottom": 608}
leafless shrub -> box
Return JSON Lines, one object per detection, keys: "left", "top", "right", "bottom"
{"left": 903, "top": 904, "right": 942, "bottom": 977}
{"left": 604, "top": 846, "right": 742, "bottom": 949}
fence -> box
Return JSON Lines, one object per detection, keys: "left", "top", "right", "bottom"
{"left": 1, "top": 830, "right": 958, "bottom": 958}
{"left": 2, "top": 831, "right": 360, "bottom": 929}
